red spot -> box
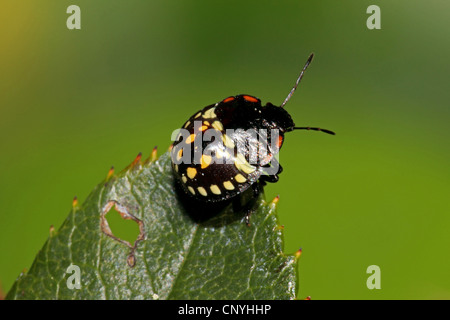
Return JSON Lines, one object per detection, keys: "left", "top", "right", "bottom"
{"left": 223, "top": 96, "right": 235, "bottom": 103}
{"left": 242, "top": 95, "right": 259, "bottom": 103}
{"left": 277, "top": 135, "right": 283, "bottom": 148}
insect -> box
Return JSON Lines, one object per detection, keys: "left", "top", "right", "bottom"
{"left": 171, "top": 53, "right": 334, "bottom": 224}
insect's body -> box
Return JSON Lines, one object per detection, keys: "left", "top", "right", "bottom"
{"left": 171, "top": 94, "right": 294, "bottom": 203}
{"left": 170, "top": 54, "right": 334, "bottom": 222}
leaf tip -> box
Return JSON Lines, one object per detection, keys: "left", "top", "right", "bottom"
{"left": 72, "top": 196, "right": 78, "bottom": 208}
{"left": 49, "top": 225, "right": 55, "bottom": 237}
{"left": 106, "top": 166, "right": 115, "bottom": 180}
{"left": 294, "top": 247, "right": 303, "bottom": 261}
{"left": 271, "top": 195, "right": 280, "bottom": 205}
{"left": 131, "top": 152, "right": 142, "bottom": 167}
{"left": 143, "top": 146, "right": 159, "bottom": 165}
{"left": 151, "top": 146, "right": 158, "bottom": 161}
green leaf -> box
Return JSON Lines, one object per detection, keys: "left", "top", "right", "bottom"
{"left": 6, "top": 151, "right": 299, "bottom": 300}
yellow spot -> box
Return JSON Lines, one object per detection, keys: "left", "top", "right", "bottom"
{"left": 183, "top": 121, "right": 191, "bottom": 128}
{"left": 236, "top": 153, "right": 246, "bottom": 164}
{"left": 210, "top": 184, "right": 221, "bottom": 195}
{"left": 203, "top": 121, "right": 210, "bottom": 126}
{"left": 200, "top": 125, "right": 208, "bottom": 132}
{"left": 175, "top": 164, "right": 179, "bottom": 172}
{"left": 194, "top": 112, "right": 202, "bottom": 118}
{"left": 223, "top": 181, "right": 235, "bottom": 190}
{"left": 188, "top": 186, "right": 195, "bottom": 195}
{"left": 197, "top": 187, "right": 207, "bottom": 196}
{"left": 187, "top": 167, "right": 197, "bottom": 179}
{"left": 235, "top": 174, "right": 246, "bottom": 183}
{"left": 201, "top": 154, "right": 212, "bottom": 169}
{"left": 235, "top": 153, "right": 256, "bottom": 174}
{"left": 222, "top": 134, "right": 235, "bottom": 149}
{"left": 212, "top": 121, "right": 223, "bottom": 131}
{"left": 186, "top": 133, "right": 195, "bottom": 144}
{"left": 176, "top": 148, "right": 183, "bottom": 161}
{"left": 203, "top": 107, "right": 217, "bottom": 119}
{"left": 182, "top": 175, "right": 187, "bottom": 184}
{"left": 216, "top": 148, "right": 231, "bottom": 160}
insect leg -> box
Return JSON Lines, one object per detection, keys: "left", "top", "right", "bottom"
{"left": 243, "top": 182, "right": 263, "bottom": 226}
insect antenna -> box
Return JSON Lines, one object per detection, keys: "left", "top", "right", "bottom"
{"left": 293, "top": 127, "right": 335, "bottom": 135}
{"left": 280, "top": 53, "right": 314, "bottom": 108}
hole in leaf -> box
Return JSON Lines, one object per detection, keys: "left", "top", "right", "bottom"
{"left": 100, "top": 201, "right": 145, "bottom": 266}
{"left": 105, "top": 206, "right": 141, "bottom": 245}
{"left": 100, "top": 201, "right": 145, "bottom": 267}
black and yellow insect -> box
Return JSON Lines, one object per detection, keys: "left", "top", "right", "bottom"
{"left": 171, "top": 54, "right": 334, "bottom": 223}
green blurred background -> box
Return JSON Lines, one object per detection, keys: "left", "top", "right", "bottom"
{"left": 1, "top": 0, "right": 449, "bottom": 299}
